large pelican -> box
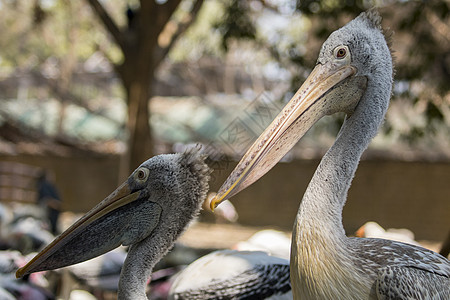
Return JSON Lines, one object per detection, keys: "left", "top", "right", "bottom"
{"left": 16, "top": 147, "right": 211, "bottom": 300}
{"left": 211, "top": 10, "right": 450, "bottom": 299}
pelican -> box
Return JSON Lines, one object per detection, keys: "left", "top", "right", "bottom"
{"left": 355, "top": 221, "right": 420, "bottom": 246}
{"left": 210, "top": 10, "right": 450, "bottom": 299}
{"left": 16, "top": 147, "right": 211, "bottom": 300}
{"left": 234, "top": 229, "right": 292, "bottom": 260}
{"left": 168, "top": 230, "right": 292, "bottom": 299}
{"left": 169, "top": 250, "right": 292, "bottom": 299}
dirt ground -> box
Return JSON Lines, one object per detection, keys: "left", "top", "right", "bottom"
{"left": 178, "top": 222, "right": 290, "bottom": 249}
{"left": 178, "top": 221, "right": 443, "bottom": 253}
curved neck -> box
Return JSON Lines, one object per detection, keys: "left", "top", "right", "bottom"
{"left": 290, "top": 77, "right": 390, "bottom": 299}
{"left": 295, "top": 75, "right": 390, "bottom": 241}
{"left": 118, "top": 239, "right": 160, "bottom": 299}
{"left": 118, "top": 221, "right": 181, "bottom": 300}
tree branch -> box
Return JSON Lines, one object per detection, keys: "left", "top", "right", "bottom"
{"left": 141, "top": 0, "right": 183, "bottom": 40}
{"left": 86, "top": 0, "right": 125, "bottom": 51}
{"left": 29, "top": 70, "right": 122, "bottom": 125}
{"left": 154, "top": 0, "right": 205, "bottom": 68}
{"left": 259, "top": 0, "right": 283, "bottom": 14}
{"left": 94, "top": 41, "right": 124, "bottom": 79}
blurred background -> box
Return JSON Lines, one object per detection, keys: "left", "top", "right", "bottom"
{"left": 0, "top": 0, "right": 448, "bottom": 299}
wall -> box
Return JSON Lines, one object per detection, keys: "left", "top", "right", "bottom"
{"left": 210, "top": 159, "right": 450, "bottom": 242}
{"left": 0, "top": 154, "right": 120, "bottom": 213}
{"left": 1, "top": 154, "right": 448, "bottom": 241}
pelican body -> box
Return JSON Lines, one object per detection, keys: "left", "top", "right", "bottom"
{"left": 211, "top": 10, "right": 450, "bottom": 299}
{"left": 169, "top": 250, "right": 291, "bottom": 299}
{"left": 16, "top": 148, "right": 211, "bottom": 300}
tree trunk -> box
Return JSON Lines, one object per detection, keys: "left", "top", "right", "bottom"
{"left": 119, "top": 20, "right": 158, "bottom": 176}
{"left": 125, "top": 79, "right": 153, "bottom": 173}
{"left": 118, "top": 45, "right": 156, "bottom": 175}
{"left": 85, "top": 0, "right": 205, "bottom": 176}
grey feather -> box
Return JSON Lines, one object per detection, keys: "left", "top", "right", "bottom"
{"left": 377, "top": 265, "right": 449, "bottom": 299}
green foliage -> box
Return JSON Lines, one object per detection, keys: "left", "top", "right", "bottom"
{"left": 214, "top": 0, "right": 256, "bottom": 51}
{"left": 173, "top": 0, "right": 448, "bottom": 148}
{"left": 0, "top": 1, "right": 114, "bottom": 69}
{"left": 0, "top": 1, "right": 124, "bottom": 140}
{"left": 169, "top": 1, "right": 225, "bottom": 62}
{"left": 297, "top": 0, "right": 367, "bottom": 16}
{"left": 293, "top": 0, "right": 449, "bottom": 145}
{"left": 425, "top": 102, "right": 444, "bottom": 123}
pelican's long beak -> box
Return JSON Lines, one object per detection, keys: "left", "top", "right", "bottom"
{"left": 16, "top": 181, "right": 141, "bottom": 278}
{"left": 211, "top": 63, "right": 364, "bottom": 210}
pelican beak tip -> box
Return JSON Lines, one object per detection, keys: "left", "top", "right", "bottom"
{"left": 209, "top": 198, "right": 217, "bottom": 211}
{"left": 209, "top": 195, "right": 225, "bottom": 211}
{"left": 16, "top": 267, "right": 25, "bottom": 279}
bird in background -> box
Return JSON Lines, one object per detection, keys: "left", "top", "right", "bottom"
{"left": 169, "top": 249, "right": 291, "bottom": 300}
{"left": 355, "top": 221, "right": 420, "bottom": 246}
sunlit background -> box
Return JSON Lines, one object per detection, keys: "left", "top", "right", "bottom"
{"left": 0, "top": 0, "right": 448, "bottom": 299}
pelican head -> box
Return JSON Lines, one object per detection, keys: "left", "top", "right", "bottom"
{"left": 211, "top": 10, "right": 393, "bottom": 209}
{"left": 16, "top": 147, "right": 211, "bottom": 278}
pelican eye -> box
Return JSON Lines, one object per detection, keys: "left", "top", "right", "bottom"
{"left": 335, "top": 47, "right": 347, "bottom": 59}
{"left": 135, "top": 168, "right": 149, "bottom": 182}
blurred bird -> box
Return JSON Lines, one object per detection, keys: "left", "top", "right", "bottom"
{"left": 355, "top": 221, "right": 420, "bottom": 246}
{"left": 169, "top": 250, "right": 291, "bottom": 300}
{"left": 233, "top": 229, "right": 291, "bottom": 260}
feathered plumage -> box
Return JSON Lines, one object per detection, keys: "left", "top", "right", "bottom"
{"left": 169, "top": 250, "right": 291, "bottom": 300}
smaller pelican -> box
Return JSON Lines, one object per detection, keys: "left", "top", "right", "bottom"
{"left": 16, "top": 147, "right": 211, "bottom": 300}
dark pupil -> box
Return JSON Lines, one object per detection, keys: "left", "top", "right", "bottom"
{"left": 338, "top": 49, "right": 345, "bottom": 57}
{"left": 138, "top": 170, "right": 145, "bottom": 179}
